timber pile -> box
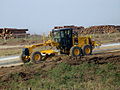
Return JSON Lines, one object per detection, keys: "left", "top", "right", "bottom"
{"left": 53, "top": 25, "right": 120, "bottom": 35}
{"left": 80, "top": 25, "right": 120, "bottom": 34}
{"left": 0, "top": 28, "right": 30, "bottom": 39}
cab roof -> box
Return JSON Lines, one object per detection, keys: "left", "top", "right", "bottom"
{"left": 52, "top": 28, "right": 73, "bottom": 32}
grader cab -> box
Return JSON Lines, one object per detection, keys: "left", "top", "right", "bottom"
{"left": 21, "top": 28, "right": 99, "bottom": 63}
{"left": 51, "top": 28, "right": 97, "bottom": 56}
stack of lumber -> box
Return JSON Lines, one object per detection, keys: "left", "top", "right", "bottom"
{"left": 53, "top": 25, "right": 120, "bottom": 35}
{"left": 80, "top": 25, "right": 120, "bottom": 34}
{"left": 0, "top": 28, "right": 29, "bottom": 39}
{"left": 115, "top": 26, "right": 120, "bottom": 31}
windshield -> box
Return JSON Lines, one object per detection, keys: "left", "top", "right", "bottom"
{"left": 53, "top": 31, "right": 60, "bottom": 38}
{"left": 52, "top": 31, "right": 60, "bottom": 43}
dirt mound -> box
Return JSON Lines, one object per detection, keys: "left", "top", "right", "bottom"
{"left": 65, "top": 54, "right": 120, "bottom": 65}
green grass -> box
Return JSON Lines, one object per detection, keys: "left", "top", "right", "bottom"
{"left": 0, "top": 62, "right": 120, "bottom": 90}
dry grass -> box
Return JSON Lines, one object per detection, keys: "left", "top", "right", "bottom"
{"left": 0, "top": 48, "right": 21, "bottom": 57}
{"left": 0, "top": 35, "right": 46, "bottom": 45}
{"left": 91, "top": 33, "right": 120, "bottom": 44}
{"left": 79, "top": 33, "right": 120, "bottom": 44}
{"left": 1, "top": 33, "right": 120, "bottom": 46}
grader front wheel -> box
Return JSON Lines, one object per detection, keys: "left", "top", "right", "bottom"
{"left": 20, "top": 54, "right": 30, "bottom": 63}
{"left": 31, "top": 51, "right": 42, "bottom": 64}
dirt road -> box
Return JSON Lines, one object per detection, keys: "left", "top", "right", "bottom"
{"left": 0, "top": 56, "right": 23, "bottom": 67}
{"left": 0, "top": 43, "right": 120, "bottom": 67}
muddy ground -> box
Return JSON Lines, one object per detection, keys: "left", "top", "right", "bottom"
{"left": 0, "top": 51, "right": 120, "bottom": 85}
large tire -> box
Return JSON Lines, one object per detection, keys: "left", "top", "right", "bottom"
{"left": 82, "top": 45, "right": 92, "bottom": 55}
{"left": 70, "top": 46, "right": 82, "bottom": 57}
{"left": 20, "top": 54, "right": 30, "bottom": 63}
{"left": 31, "top": 51, "right": 42, "bottom": 64}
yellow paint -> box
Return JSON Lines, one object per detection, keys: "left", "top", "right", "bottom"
{"left": 40, "top": 50, "right": 58, "bottom": 54}
{"left": 85, "top": 48, "right": 91, "bottom": 54}
{"left": 34, "top": 54, "right": 41, "bottom": 61}
{"left": 74, "top": 48, "right": 80, "bottom": 56}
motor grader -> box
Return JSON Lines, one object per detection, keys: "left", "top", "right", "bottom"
{"left": 20, "top": 28, "right": 100, "bottom": 63}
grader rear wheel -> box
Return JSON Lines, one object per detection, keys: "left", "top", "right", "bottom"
{"left": 82, "top": 45, "right": 92, "bottom": 55}
{"left": 20, "top": 54, "right": 30, "bottom": 63}
{"left": 31, "top": 51, "right": 42, "bottom": 64}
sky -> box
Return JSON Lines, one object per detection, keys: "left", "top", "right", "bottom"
{"left": 0, "top": 0, "right": 120, "bottom": 34}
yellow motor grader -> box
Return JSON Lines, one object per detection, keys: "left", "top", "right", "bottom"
{"left": 20, "top": 28, "right": 100, "bottom": 63}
